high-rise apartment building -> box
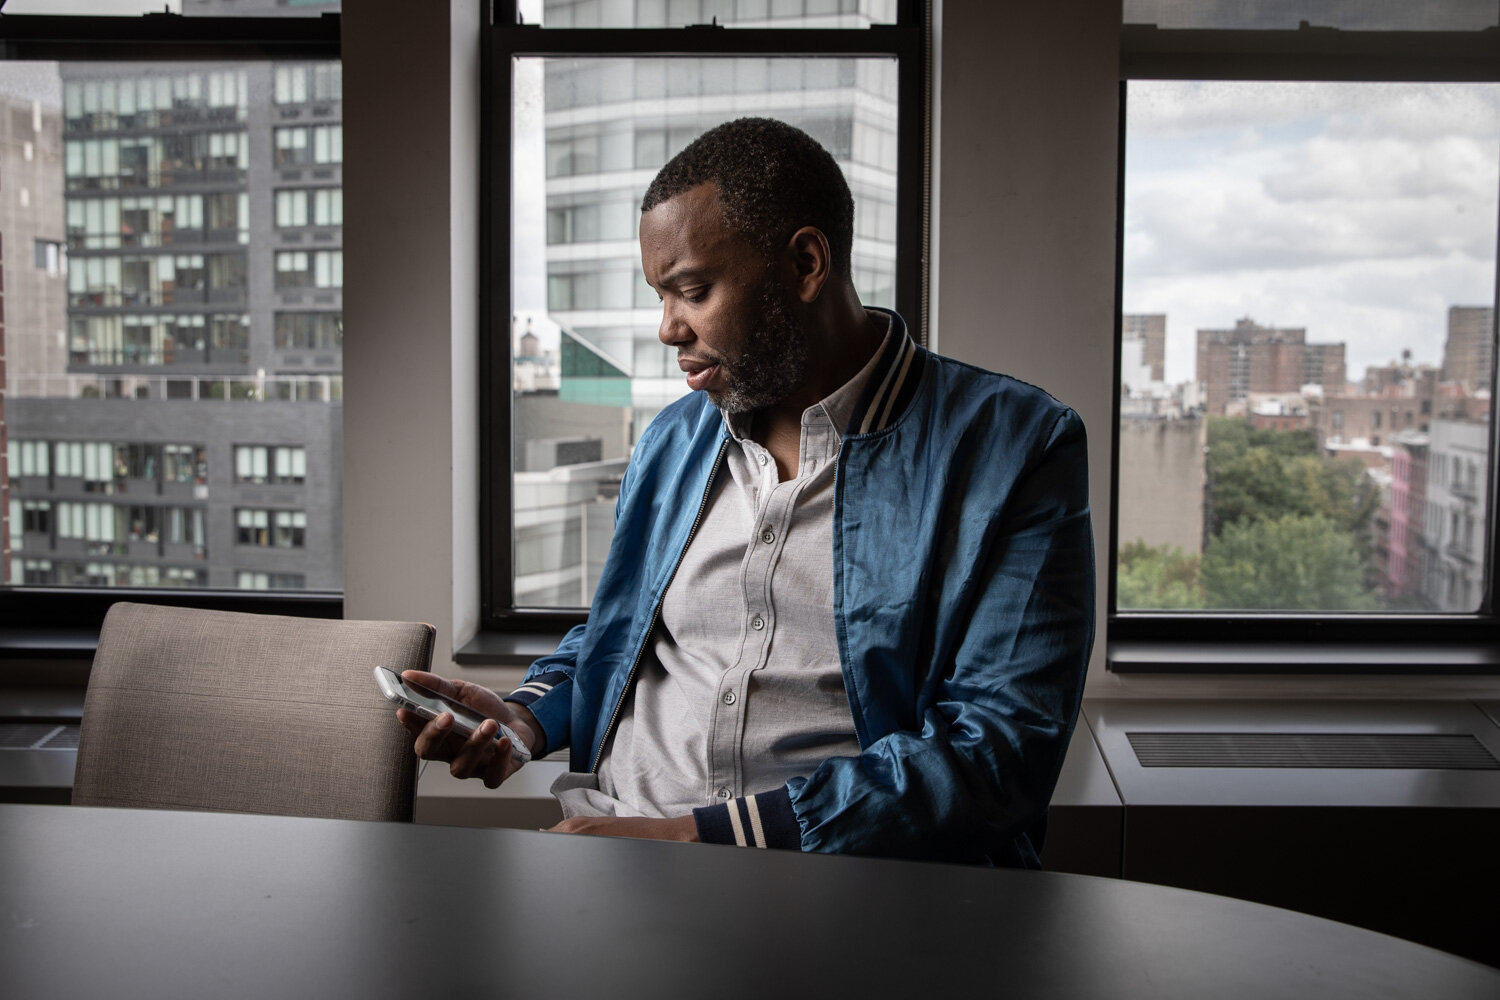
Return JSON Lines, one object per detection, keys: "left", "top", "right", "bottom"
{"left": 1196, "top": 317, "right": 1346, "bottom": 416}
{"left": 3, "top": 10, "right": 343, "bottom": 591}
{"left": 0, "top": 80, "right": 69, "bottom": 585}
{"left": 1304, "top": 341, "right": 1347, "bottom": 396}
{"left": 1441, "top": 305, "right": 1494, "bottom": 395}
{"left": 1122, "top": 313, "right": 1165, "bottom": 382}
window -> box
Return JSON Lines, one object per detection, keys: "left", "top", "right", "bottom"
{"left": 34, "top": 238, "right": 65, "bottom": 276}
{"left": 274, "top": 66, "right": 308, "bottom": 105}
{"left": 0, "top": 7, "right": 342, "bottom": 625}
{"left": 274, "top": 124, "right": 342, "bottom": 166}
{"left": 236, "top": 508, "right": 269, "bottom": 547}
{"left": 236, "top": 508, "right": 306, "bottom": 549}
{"left": 274, "top": 188, "right": 341, "bottom": 228}
{"left": 275, "top": 190, "right": 308, "bottom": 227}
{"left": 275, "top": 311, "right": 342, "bottom": 350}
{"left": 234, "top": 445, "right": 307, "bottom": 485}
{"left": 482, "top": 1, "right": 923, "bottom": 624}
{"left": 237, "top": 571, "right": 309, "bottom": 591}
{"left": 1113, "top": 17, "right": 1500, "bottom": 663}
{"left": 275, "top": 250, "right": 342, "bottom": 289}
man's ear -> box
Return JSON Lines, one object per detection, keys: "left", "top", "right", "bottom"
{"left": 785, "top": 226, "right": 832, "bottom": 303}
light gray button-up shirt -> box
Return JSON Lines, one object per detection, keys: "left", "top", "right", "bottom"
{"left": 583, "top": 318, "right": 892, "bottom": 819}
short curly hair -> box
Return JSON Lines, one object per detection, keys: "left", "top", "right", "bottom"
{"left": 641, "top": 117, "right": 854, "bottom": 276}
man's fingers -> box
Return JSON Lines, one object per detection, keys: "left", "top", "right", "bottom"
{"left": 411, "top": 712, "right": 454, "bottom": 760}
{"left": 447, "top": 718, "right": 498, "bottom": 779}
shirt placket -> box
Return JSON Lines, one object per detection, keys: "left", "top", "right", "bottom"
{"left": 705, "top": 417, "right": 835, "bottom": 804}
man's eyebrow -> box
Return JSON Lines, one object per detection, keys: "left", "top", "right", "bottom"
{"left": 654, "top": 265, "right": 710, "bottom": 288}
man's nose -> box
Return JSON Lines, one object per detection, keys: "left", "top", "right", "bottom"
{"left": 658, "top": 301, "right": 690, "bottom": 346}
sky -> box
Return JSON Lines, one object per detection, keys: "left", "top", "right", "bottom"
{"left": 1122, "top": 80, "right": 1500, "bottom": 386}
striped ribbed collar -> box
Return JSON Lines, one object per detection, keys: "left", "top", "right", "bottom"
{"left": 845, "top": 307, "right": 921, "bottom": 436}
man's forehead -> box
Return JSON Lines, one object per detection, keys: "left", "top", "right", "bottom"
{"left": 640, "top": 182, "right": 740, "bottom": 279}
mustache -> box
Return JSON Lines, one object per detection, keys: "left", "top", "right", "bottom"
{"left": 677, "top": 352, "right": 727, "bottom": 370}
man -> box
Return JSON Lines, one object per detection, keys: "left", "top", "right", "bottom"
{"left": 401, "top": 117, "right": 1094, "bottom": 865}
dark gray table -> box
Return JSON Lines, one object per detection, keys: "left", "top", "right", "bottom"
{"left": 4, "top": 804, "right": 1498, "bottom": 999}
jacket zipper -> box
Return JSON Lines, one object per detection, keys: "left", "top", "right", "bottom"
{"left": 589, "top": 437, "right": 730, "bottom": 774}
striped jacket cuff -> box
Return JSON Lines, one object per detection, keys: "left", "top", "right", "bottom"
{"left": 502, "top": 670, "right": 568, "bottom": 708}
{"left": 692, "top": 787, "right": 800, "bottom": 850}
{"left": 501, "top": 671, "right": 571, "bottom": 757}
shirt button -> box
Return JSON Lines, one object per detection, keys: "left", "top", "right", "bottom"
{"left": 758, "top": 453, "right": 768, "bottom": 466}
{"left": 760, "top": 528, "right": 775, "bottom": 544}
{"left": 750, "top": 615, "right": 764, "bottom": 631}
{"left": 717, "top": 787, "right": 732, "bottom": 799}
{"left": 722, "top": 691, "right": 737, "bottom": 705}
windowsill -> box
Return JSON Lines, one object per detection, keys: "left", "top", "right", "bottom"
{"left": 454, "top": 629, "right": 569, "bottom": 668}
{"left": 458, "top": 630, "right": 1500, "bottom": 679}
{"left": 1110, "top": 639, "right": 1500, "bottom": 674}
{"left": 0, "top": 627, "right": 102, "bottom": 660}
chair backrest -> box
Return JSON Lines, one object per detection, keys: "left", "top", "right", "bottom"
{"left": 74, "top": 602, "right": 434, "bottom": 821}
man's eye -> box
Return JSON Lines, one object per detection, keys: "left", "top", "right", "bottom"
{"left": 682, "top": 287, "right": 708, "bottom": 303}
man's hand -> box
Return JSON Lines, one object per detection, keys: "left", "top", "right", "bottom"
{"left": 395, "top": 670, "right": 542, "bottom": 789}
{"left": 547, "top": 814, "right": 699, "bottom": 842}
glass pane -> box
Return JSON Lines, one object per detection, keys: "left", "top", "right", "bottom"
{"left": 511, "top": 53, "right": 899, "bottom": 608}
{"left": 5, "top": 1, "right": 340, "bottom": 15}
{"left": 0, "top": 56, "right": 342, "bottom": 593}
{"left": 525, "top": 0, "right": 896, "bottom": 28}
{"left": 1118, "top": 81, "right": 1499, "bottom": 613}
{"left": 1123, "top": 0, "right": 1496, "bottom": 31}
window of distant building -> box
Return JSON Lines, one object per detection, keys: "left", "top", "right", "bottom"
{"left": 236, "top": 508, "right": 306, "bottom": 549}
{"left": 234, "top": 445, "right": 307, "bottom": 485}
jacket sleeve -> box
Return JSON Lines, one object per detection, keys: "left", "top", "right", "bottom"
{"left": 500, "top": 624, "right": 584, "bottom": 758}
{"left": 718, "top": 406, "right": 1095, "bottom": 863}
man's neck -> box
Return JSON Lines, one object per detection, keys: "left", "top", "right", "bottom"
{"left": 753, "top": 300, "right": 885, "bottom": 481}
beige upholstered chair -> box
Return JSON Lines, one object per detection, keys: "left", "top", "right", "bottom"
{"left": 74, "top": 601, "right": 434, "bottom": 821}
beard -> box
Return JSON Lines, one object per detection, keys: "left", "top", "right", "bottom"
{"left": 707, "top": 277, "right": 812, "bottom": 415}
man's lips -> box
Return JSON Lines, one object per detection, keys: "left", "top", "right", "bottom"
{"left": 679, "top": 357, "right": 721, "bottom": 392}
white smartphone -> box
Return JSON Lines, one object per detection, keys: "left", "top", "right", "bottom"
{"left": 374, "top": 665, "right": 531, "bottom": 764}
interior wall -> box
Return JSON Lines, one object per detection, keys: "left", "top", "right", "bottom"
{"left": 341, "top": 0, "right": 480, "bottom": 675}
{"left": 931, "top": 0, "right": 1121, "bottom": 688}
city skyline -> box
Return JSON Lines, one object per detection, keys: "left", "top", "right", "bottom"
{"left": 1124, "top": 80, "right": 1500, "bottom": 386}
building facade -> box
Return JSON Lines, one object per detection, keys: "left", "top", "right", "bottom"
{"left": 1441, "top": 305, "right": 1494, "bottom": 395}
{"left": 0, "top": 82, "right": 69, "bottom": 585}
{"left": 1122, "top": 312, "right": 1165, "bottom": 382}
{"left": 1384, "top": 429, "right": 1428, "bottom": 606}
{"left": 1196, "top": 317, "right": 1346, "bottom": 417}
{"left": 1420, "top": 419, "right": 1488, "bottom": 612}
{"left": 4, "top": 40, "right": 344, "bottom": 590}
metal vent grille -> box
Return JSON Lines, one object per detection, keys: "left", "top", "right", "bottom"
{"left": 0, "top": 723, "right": 81, "bottom": 751}
{"left": 1126, "top": 732, "right": 1500, "bottom": 769}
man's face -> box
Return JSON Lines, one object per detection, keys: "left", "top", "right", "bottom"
{"left": 640, "top": 183, "right": 809, "bottom": 414}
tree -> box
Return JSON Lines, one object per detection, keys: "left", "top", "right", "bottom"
{"left": 1203, "top": 418, "right": 1322, "bottom": 533}
{"left": 1199, "top": 514, "right": 1379, "bottom": 611}
{"left": 1117, "top": 540, "right": 1203, "bottom": 610}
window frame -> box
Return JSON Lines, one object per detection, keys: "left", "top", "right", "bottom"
{"left": 1109, "top": 23, "right": 1500, "bottom": 673}
{"left": 479, "top": 0, "right": 930, "bottom": 632}
{"left": 0, "top": 12, "right": 344, "bottom": 644}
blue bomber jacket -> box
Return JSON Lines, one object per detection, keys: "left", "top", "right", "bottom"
{"left": 505, "top": 310, "right": 1095, "bottom": 866}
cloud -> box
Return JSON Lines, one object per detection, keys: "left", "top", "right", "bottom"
{"left": 1124, "top": 80, "right": 1500, "bottom": 380}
